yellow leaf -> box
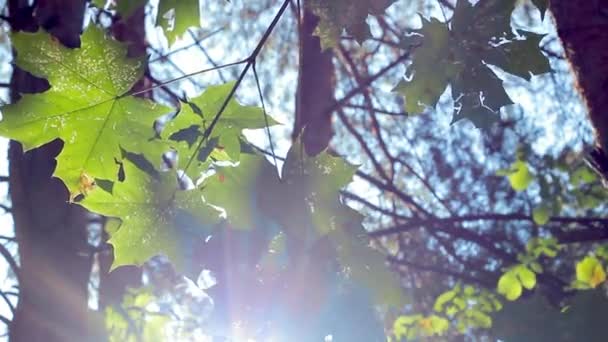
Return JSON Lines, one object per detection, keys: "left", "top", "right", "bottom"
{"left": 590, "top": 264, "right": 606, "bottom": 288}
{"left": 73, "top": 171, "right": 96, "bottom": 201}
{"left": 418, "top": 317, "right": 434, "bottom": 333}
{"left": 576, "top": 256, "right": 607, "bottom": 288}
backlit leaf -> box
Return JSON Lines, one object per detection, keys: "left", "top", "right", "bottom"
{"left": 507, "top": 160, "right": 533, "bottom": 191}
{"left": 498, "top": 270, "right": 522, "bottom": 301}
{"left": 515, "top": 265, "right": 537, "bottom": 290}
{"left": 393, "top": 17, "right": 457, "bottom": 114}
{"left": 434, "top": 287, "right": 459, "bottom": 312}
{"left": 159, "top": 82, "right": 279, "bottom": 178}
{"left": 203, "top": 153, "right": 280, "bottom": 230}
{"left": 307, "top": 0, "right": 395, "bottom": 49}
{"left": 532, "top": 205, "right": 550, "bottom": 225}
{"left": 576, "top": 256, "right": 606, "bottom": 289}
{"left": 0, "top": 26, "right": 172, "bottom": 198}
{"left": 395, "top": 0, "right": 550, "bottom": 129}
{"left": 156, "top": 0, "right": 200, "bottom": 45}
{"left": 80, "top": 155, "right": 220, "bottom": 277}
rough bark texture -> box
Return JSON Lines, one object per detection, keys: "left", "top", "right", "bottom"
{"left": 293, "top": 6, "right": 335, "bottom": 156}
{"left": 7, "top": 2, "right": 104, "bottom": 341}
{"left": 550, "top": 1, "right": 608, "bottom": 176}
{"left": 8, "top": 142, "right": 101, "bottom": 342}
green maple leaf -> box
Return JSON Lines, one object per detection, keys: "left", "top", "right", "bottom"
{"left": 156, "top": 0, "right": 200, "bottom": 45}
{"left": 393, "top": 17, "right": 457, "bottom": 114}
{"left": 280, "top": 144, "right": 408, "bottom": 307}
{"left": 80, "top": 154, "right": 220, "bottom": 277}
{"left": 204, "top": 153, "right": 280, "bottom": 230}
{"left": 0, "top": 26, "right": 172, "bottom": 198}
{"left": 204, "top": 141, "right": 360, "bottom": 235}
{"left": 158, "top": 82, "right": 278, "bottom": 178}
{"left": 307, "top": 0, "right": 395, "bottom": 49}
{"left": 204, "top": 141, "right": 406, "bottom": 307}
{"left": 261, "top": 139, "right": 359, "bottom": 237}
{"left": 394, "top": 0, "right": 551, "bottom": 130}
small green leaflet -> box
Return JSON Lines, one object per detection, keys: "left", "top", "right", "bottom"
{"left": 497, "top": 265, "right": 536, "bottom": 301}
{"left": 393, "top": 314, "right": 449, "bottom": 339}
{"left": 0, "top": 26, "right": 172, "bottom": 198}
{"left": 497, "top": 159, "right": 534, "bottom": 191}
{"left": 307, "top": 0, "right": 395, "bottom": 49}
{"left": 106, "top": 288, "right": 170, "bottom": 342}
{"left": 432, "top": 285, "right": 501, "bottom": 332}
{"left": 159, "top": 82, "right": 278, "bottom": 179}
{"left": 156, "top": 0, "right": 200, "bottom": 45}
{"left": 394, "top": 0, "right": 551, "bottom": 130}
{"left": 532, "top": 205, "right": 550, "bottom": 225}
{"left": 80, "top": 155, "right": 220, "bottom": 277}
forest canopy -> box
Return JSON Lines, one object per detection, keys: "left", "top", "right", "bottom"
{"left": 0, "top": 0, "right": 607, "bottom": 341}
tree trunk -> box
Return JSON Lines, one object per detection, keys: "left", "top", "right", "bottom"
{"left": 549, "top": 2, "right": 608, "bottom": 177}
{"left": 7, "top": 2, "right": 105, "bottom": 341}
{"left": 293, "top": 6, "right": 335, "bottom": 155}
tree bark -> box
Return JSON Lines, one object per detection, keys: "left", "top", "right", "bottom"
{"left": 7, "top": 1, "right": 105, "bottom": 341}
{"left": 549, "top": 2, "right": 608, "bottom": 177}
{"left": 293, "top": 6, "right": 335, "bottom": 155}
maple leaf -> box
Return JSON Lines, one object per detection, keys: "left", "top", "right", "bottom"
{"left": 273, "top": 139, "right": 360, "bottom": 235}
{"left": 307, "top": 0, "right": 395, "bottom": 49}
{"left": 156, "top": 0, "right": 200, "bottom": 45}
{"left": 204, "top": 153, "right": 280, "bottom": 230}
{"left": 157, "top": 82, "right": 279, "bottom": 178}
{"left": 274, "top": 142, "right": 406, "bottom": 308}
{"left": 80, "top": 154, "right": 220, "bottom": 277}
{"left": 394, "top": 0, "right": 551, "bottom": 130}
{"left": 0, "top": 26, "right": 172, "bottom": 198}
{"left": 203, "top": 141, "right": 407, "bottom": 307}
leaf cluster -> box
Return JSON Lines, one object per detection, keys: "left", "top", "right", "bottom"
{"left": 394, "top": 0, "right": 551, "bottom": 130}
{"left": 0, "top": 22, "right": 406, "bottom": 331}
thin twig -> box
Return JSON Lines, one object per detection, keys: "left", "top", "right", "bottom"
{"left": 180, "top": 0, "right": 291, "bottom": 177}
{"left": 252, "top": 62, "right": 279, "bottom": 172}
